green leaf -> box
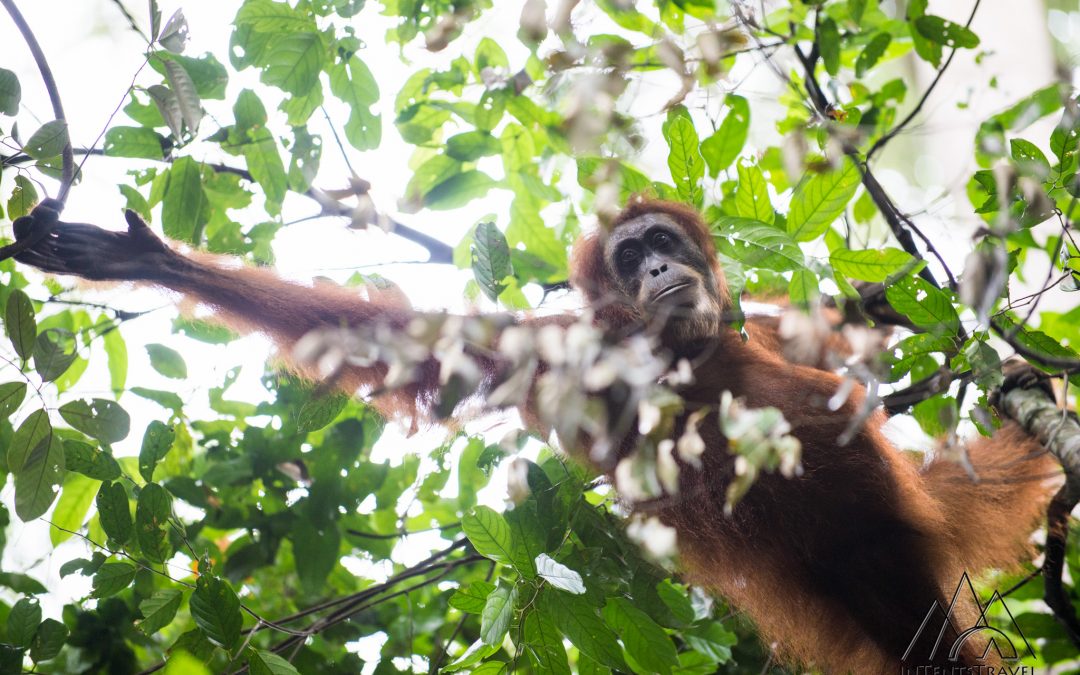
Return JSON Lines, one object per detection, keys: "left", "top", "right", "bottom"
{"left": 664, "top": 114, "right": 704, "bottom": 205}
{"left": 64, "top": 440, "right": 122, "bottom": 481}
{"left": 103, "top": 327, "right": 128, "bottom": 394}
{"left": 786, "top": 160, "right": 860, "bottom": 241}
{"left": 539, "top": 590, "right": 626, "bottom": 670}
{"left": 535, "top": 554, "right": 585, "bottom": 594}
{"left": 190, "top": 575, "right": 243, "bottom": 649}
{"left": 91, "top": 561, "right": 137, "bottom": 598}
{"left": 480, "top": 583, "right": 517, "bottom": 646}
{"left": 242, "top": 127, "right": 288, "bottom": 213}
{"left": 684, "top": 621, "right": 737, "bottom": 662}
{"left": 23, "top": 120, "right": 69, "bottom": 159}
{"left": 830, "top": 247, "right": 919, "bottom": 282}
{"left": 138, "top": 589, "right": 183, "bottom": 635}
{"left": 523, "top": 609, "right": 570, "bottom": 675}
{"left": 97, "top": 481, "right": 134, "bottom": 545}
{"left": 248, "top": 649, "right": 300, "bottom": 675}
{"left": 235, "top": 0, "right": 316, "bottom": 32}
{"left": 329, "top": 57, "right": 381, "bottom": 152}
{"left": 7, "top": 174, "right": 38, "bottom": 219}
{"left": 1010, "top": 138, "right": 1050, "bottom": 177}
{"left": 14, "top": 433, "right": 64, "bottom": 521}
{"left": 907, "top": 0, "right": 942, "bottom": 67}
{"left": 447, "top": 131, "right": 501, "bottom": 161}
{"left": 29, "top": 618, "right": 66, "bottom": 662}
{"left": 33, "top": 328, "right": 77, "bottom": 382}
{"left": 104, "top": 126, "right": 165, "bottom": 160}
{"left": 59, "top": 399, "right": 131, "bottom": 444}
{"left": 713, "top": 217, "right": 805, "bottom": 272}
{"left": 701, "top": 95, "right": 749, "bottom": 176}
{"left": 9, "top": 409, "right": 51, "bottom": 471}
{"left": 885, "top": 276, "right": 960, "bottom": 335}
{"left": 262, "top": 32, "right": 325, "bottom": 96}
{"left": 603, "top": 597, "right": 678, "bottom": 675}
{"left": 162, "top": 156, "right": 207, "bottom": 242}
{"left": 462, "top": 505, "right": 514, "bottom": 564}
{"left": 49, "top": 472, "right": 99, "bottom": 545}
{"left": 818, "top": 18, "right": 840, "bottom": 75}
{"left": 5, "top": 289, "right": 36, "bottom": 360}
{"left": 0, "top": 67, "right": 21, "bottom": 116}
{"left": 449, "top": 580, "right": 496, "bottom": 614}
{"left": 0, "top": 381, "right": 27, "bottom": 419}
{"left": 734, "top": 162, "right": 773, "bottom": 223}
{"left": 912, "top": 394, "right": 958, "bottom": 437}
{"left": 425, "top": 171, "right": 496, "bottom": 210}
{"left": 915, "top": 15, "right": 980, "bottom": 49}
{"left": 146, "top": 343, "right": 188, "bottom": 379}
{"left": 472, "top": 222, "right": 513, "bottom": 302}
{"left": 7, "top": 597, "right": 41, "bottom": 648}
{"left": 136, "top": 483, "right": 173, "bottom": 563}
{"left": 292, "top": 523, "right": 339, "bottom": 591}
{"left": 855, "top": 32, "right": 892, "bottom": 78}
{"left": 296, "top": 393, "right": 348, "bottom": 432}
{"left": 139, "top": 421, "right": 176, "bottom": 483}
{"left": 787, "top": 269, "right": 819, "bottom": 307}
{"left": 163, "top": 59, "right": 203, "bottom": 133}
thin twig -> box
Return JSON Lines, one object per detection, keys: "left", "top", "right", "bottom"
{"left": 865, "top": 0, "right": 983, "bottom": 162}
{"left": 0, "top": 0, "right": 75, "bottom": 202}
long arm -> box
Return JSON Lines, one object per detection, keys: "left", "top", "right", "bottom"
{"left": 11, "top": 200, "right": 529, "bottom": 418}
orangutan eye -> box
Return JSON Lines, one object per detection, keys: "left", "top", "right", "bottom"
{"left": 619, "top": 248, "right": 640, "bottom": 267}
{"left": 652, "top": 231, "right": 671, "bottom": 248}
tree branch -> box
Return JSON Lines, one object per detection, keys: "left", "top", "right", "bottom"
{"left": 0, "top": 0, "right": 75, "bottom": 203}
{"left": 998, "top": 385, "right": 1080, "bottom": 648}
{"left": 1, "top": 148, "right": 457, "bottom": 264}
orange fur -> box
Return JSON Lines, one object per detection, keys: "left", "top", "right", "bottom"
{"left": 135, "top": 200, "right": 1058, "bottom": 673}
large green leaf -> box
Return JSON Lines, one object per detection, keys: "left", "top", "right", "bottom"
{"left": 97, "top": 481, "right": 134, "bottom": 545}
{"left": 462, "top": 506, "right": 514, "bottom": 564}
{"left": 830, "top": 247, "right": 920, "bottom": 282}
{"left": 190, "top": 576, "right": 243, "bottom": 649}
{"left": 59, "top": 399, "right": 131, "bottom": 444}
{"left": 786, "top": 161, "right": 860, "bottom": 242}
{"left": 49, "top": 473, "right": 99, "bottom": 545}
{"left": 701, "top": 95, "right": 748, "bottom": 176}
{"left": 713, "top": 217, "right": 805, "bottom": 272}
{"left": 479, "top": 583, "right": 516, "bottom": 646}
{"left": 14, "top": 433, "right": 64, "bottom": 521}
{"left": 538, "top": 590, "right": 627, "bottom": 670}
{"left": 0, "top": 67, "right": 21, "bottom": 116}
{"left": 471, "top": 222, "right": 513, "bottom": 302}
{"left": 664, "top": 114, "right": 704, "bottom": 205}
{"left": 7, "top": 597, "right": 41, "bottom": 648}
{"left": 603, "top": 597, "right": 678, "bottom": 674}
{"left": 138, "top": 421, "right": 176, "bottom": 482}
{"left": 23, "top": 120, "right": 69, "bottom": 159}
{"left": 5, "top": 289, "right": 36, "bottom": 360}
{"left": 734, "top": 162, "right": 773, "bottom": 223}
{"left": 885, "top": 276, "right": 960, "bottom": 335}
{"left": 137, "top": 589, "right": 183, "bottom": 635}
{"left": 135, "top": 483, "right": 173, "bottom": 563}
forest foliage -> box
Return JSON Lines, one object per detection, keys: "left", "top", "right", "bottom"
{"left": 0, "top": 0, "right": 1079, "bottom": 672}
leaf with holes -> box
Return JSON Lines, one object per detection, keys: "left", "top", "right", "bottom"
{"left": 59, "top": 399, "right": 130, "bottom": 444}
{"left": 885, "top": 276, "right": 960, "bottom": 335}
{"left": 23, "top": 120, "right": 68, "bottom": 159}
{"left": 29, "top": 618, "right": 67, "bottom": 663}
{"left": 472, "top": 222, "right": 513, "bottom": 302}
{"left": 830, "top": 248, "right": 921, "bottom": 282}
{"left": 713, "top": 218, "right": 805, "bottom": 272}
{"left": 14, "top": 433, "right": 64, "bottom": 521}
{"left": 139, "top": 421, "right": 176, "bottom": 482}
{"left": 97, "top": 481, "right": 133, "bottom": 545}
{"left": 136, "top": 483, "right": 173, "bottom": 563}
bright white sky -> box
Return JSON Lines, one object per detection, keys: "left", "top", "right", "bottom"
{"left": 0, "top": 0, "right": 1066, "bottom": 653}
